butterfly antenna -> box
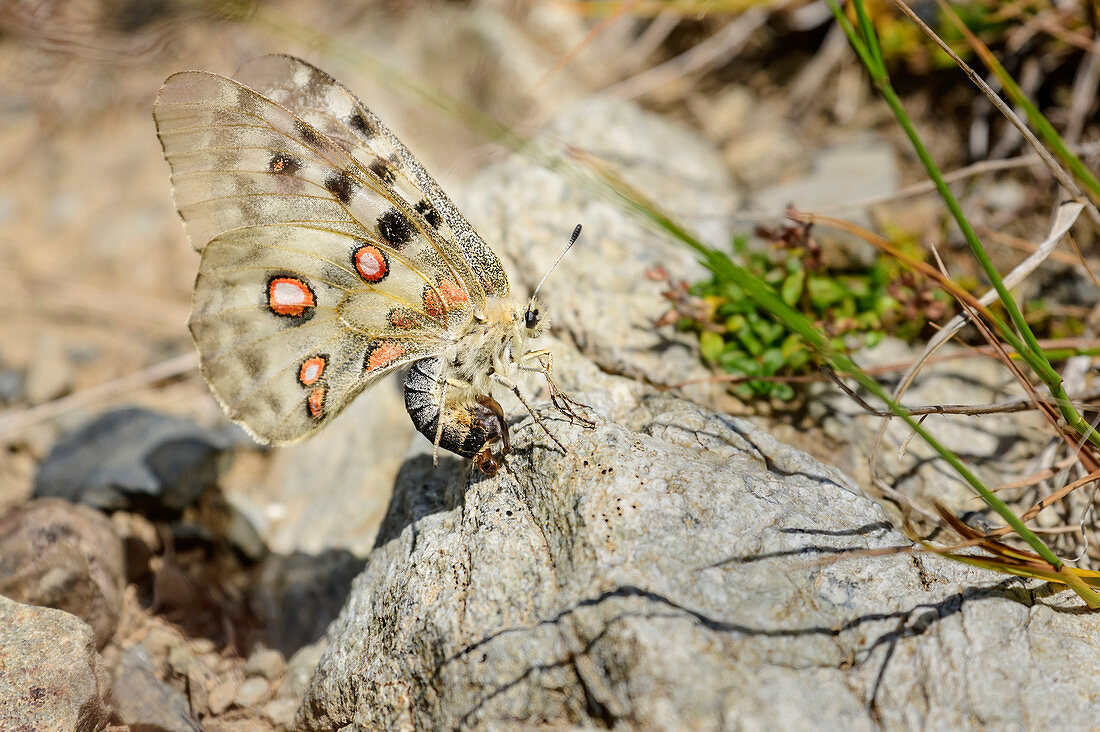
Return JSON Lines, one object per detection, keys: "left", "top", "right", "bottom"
{"left": 532, "top": 224, "right": 582, "bottom": 300}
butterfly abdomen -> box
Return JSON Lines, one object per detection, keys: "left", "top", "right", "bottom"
{"left": 403, "top": 359, "right": 508, "bottom": 466}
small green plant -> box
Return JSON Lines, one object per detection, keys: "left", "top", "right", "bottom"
{"left": 661, "top": 222, "right": 949, "bottom": 400}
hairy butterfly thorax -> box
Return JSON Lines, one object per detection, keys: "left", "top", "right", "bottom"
{"left": 153, "top": 54, "right": 592, "bottom": 475}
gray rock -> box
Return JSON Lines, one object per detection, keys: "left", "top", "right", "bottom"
{"left": 110, "top": 644, "right": 201, "bottom": 732}
{"left": 748, "top": 135, "right": 899, "bottom": 269}
{"left": 245, "top": 645, "right": 286, "bottom": 681}
{"left": 0, "top": 497, "right": 125, "bottom": 649}
{"left": 246, "top": 383, "right": 411, "bottom": 555}
{"left": 283, "top": 641, "right": 326, "bottom": 701}
{"left": 0, "top": 366, "right": 25, "bottom": 405}
{"left": 296, "top": 373, "right": 1100, "bottom": 730}
{"left": 34, "top": 407, "right": 232, "bottom": 516}
{"left": 235, "top": 676, "right": 272, "bottom": 708}
{"left": 0, "top": 593, "right": 111, "bottom": 731}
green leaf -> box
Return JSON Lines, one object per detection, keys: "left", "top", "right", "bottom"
{"left": 807, "top": 276, "right": 847, "bottom": 309}
{"left": 699, "top": 330, "right": 725, "bottom": 363}
{"left": 761, "top": 347, "right": 785, "bottom": 375}
{"left": 772, "top": 383, "right": 795, "bottom": 401}
{"left": 725, "top": 313, "right": 746, "bottom": 332}
{"left": 781, "top": 267, "right": 805, "bottom": 307}
{"left": 736, "top": 323, "right": 764, "bottom": 356}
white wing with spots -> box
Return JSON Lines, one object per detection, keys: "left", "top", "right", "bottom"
{"left": 154, "top": 60, "right": 484, "bottom": 443}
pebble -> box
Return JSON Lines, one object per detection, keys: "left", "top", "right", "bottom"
{"left": 111, "top": 645, "right": 201, "bottom": 732}
{"left": 245, "top": 645, "right": 286, "bottom": 680}
{"left": 206, "top": 677, "right": 240, "bottom": 715}
{"left": 283, "top": 641, "right": 326, "bottom": 699}
{"left": 261, "top": 697, "right": 300, "bottom": 727}
{"left": 0, "top": 594, "right": 111, "bottom": 730}
{"left": 234, "top": 676, "right": 272, "bottom": 708}
{"left": 34, "top": 407, "right": 231, "bottom": 516}
{"left": 0, "top": 497, "right": 125, "bottom": 649}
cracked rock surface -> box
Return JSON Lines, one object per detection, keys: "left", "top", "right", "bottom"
{"left": 297, "top": 363, "right": 1100, "bottom": 730}
{"left": 295, "top": 97, "right": 1100, "bottom": 730}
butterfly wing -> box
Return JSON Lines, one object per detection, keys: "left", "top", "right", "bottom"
{"left": 154, "top": 64, "right": 482, "bottom": 443}
{"left": 233, "top": 54, "right": 510, "bottom": 299}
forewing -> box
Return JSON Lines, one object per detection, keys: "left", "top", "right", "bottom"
{"left": 232, "top": 54, "right": 511, "bottom": 298}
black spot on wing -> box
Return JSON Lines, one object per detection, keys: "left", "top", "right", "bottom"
{"left": 325, "top": 171, "right": 357, "bottom": 204}
{"left": 240, "top": 351, "right": 265, "bottom": 379}
{"left": 414, "top": 199, "right": 442, "bottom": 228}
{"left": 368, "top": 159, "right": 396, "bottom": 185}
{"left": 295, "top": 120, "right": 325, "bottom": 149}
{"left": 377, "top": 208, "right": 413, "bottom": 249}
{"left": 269, "top": 152, "right": 301, "bottom": 176}
{"left": 348, "top": 111, "right": 376, "bottom": 138}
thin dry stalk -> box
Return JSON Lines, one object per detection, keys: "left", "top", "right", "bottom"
{"left": 602, "top": 6, "right": 780, "bottom": 99}
{"left": 896, "top": 0, "right": 1100, "bottom": 229}
{"left": 0, "top": 353, "right": 198, "bottom": 438}
{"left": 867, "top": 201, "right": 1084, "bottom": 471}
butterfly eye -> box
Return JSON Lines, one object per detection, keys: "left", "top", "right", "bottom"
{"left": 524, "top": 308, "right": 540, "bottom": 329}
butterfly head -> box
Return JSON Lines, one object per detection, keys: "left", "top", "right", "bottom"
{"left": 523, "top": 296, "right": 548, "bottom": 338}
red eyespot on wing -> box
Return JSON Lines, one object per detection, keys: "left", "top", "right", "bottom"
{"left": 353, "top": 244, "right": 389, "bottom": 283}
{"left": 307, "top": 386, "right": 326, "bottom": 418}
{"left": 268, "top": 277, "right": 315, "bottom": 317}
{"left": 423, "top": 280, "right": 469, "bottom": 319}
{"left": 364, "top": 341, "right": 405, "bottom": 372}
{"left": 298, "top": 355, "right": 327, "bottom": 386}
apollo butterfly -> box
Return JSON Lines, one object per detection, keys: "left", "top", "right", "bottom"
{"left": 154, "top": 55, "right": 592, "bottom": 474}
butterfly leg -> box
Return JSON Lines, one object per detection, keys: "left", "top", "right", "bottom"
{"left": 492, "top": 373, "right": 569, "bottom": 455}
{"left": 520, "top": 349, "right": 595, "bottom": 428}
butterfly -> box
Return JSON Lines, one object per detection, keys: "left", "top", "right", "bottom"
{"left": 153, "top": 54, "right": 592, "bottom": 475}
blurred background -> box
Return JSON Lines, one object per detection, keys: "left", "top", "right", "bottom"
{"left": 1, "top": 0, "right": 1099, "bottom": 727}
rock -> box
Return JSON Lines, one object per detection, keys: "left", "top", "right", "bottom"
{"left": 296, "top": 376, "right": 1100, "bottom": 730}
{"left": 234, "top": 676, "right": 271, "bottom": 708}
{"left": 283, "top": 640, "right": 326, "bottom": 701}
{"left": 251, "top": 550, "right": 365, "bottom": 656}
{"left": 691, "top": 86, "right": 756, "bottom": 143}
{"left": 110, "top": 644, "right": 201, "bottom": 732}
{"left": 204, "top": 718, "right": 276, "bottom": 732}
{"left": 748, "top": 134, "right": 900, "bottom": 268}
{"left": 261, "top": 697, "right": 299, "bottom": 728}
{"left": 0, "top": 365, "right": 25, "bottom": 405}
{"left": 0, "top": 497, "right": 125, "bottom": 648}
{"left": 244, "top": 645, "right": 285, "bottom": 681}
{"left": 0, "top": 594, "right": 111, "bottom": 731}
{"left": 207, "top": 676, "right": 239, "bottom": 715}
{"left": 694, "top": 87, "right": 807, "bottom": 189}
{"left": 722, "top": 123, "right": 808, "bottom": 188}
{"left": 226, "top": 382, "right": 413, "bottom": 556}
{"left": 34, "top": 407, "right": 233, "bottom": 516}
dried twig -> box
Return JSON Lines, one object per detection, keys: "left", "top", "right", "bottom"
{"left": 0, "top": 353, "right": 199, "bottom": 438}
{"left": 602, "top": 6, "right": 781, "bottom": 99}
